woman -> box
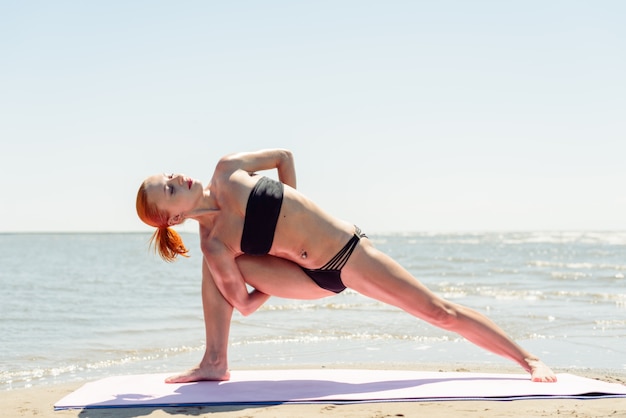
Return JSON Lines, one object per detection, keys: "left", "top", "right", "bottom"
{"left": 136, "top": 149, "right": 557, "bottom": 383}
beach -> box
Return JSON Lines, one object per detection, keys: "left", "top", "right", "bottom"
{"left": 2, "top": 232, "right": 625, "bottom": 416}
{"left": 4, "top": 0, "right": 625, "bottom": 414}
{"left": 3, "top": 364, "right": 626, "bottom": 418}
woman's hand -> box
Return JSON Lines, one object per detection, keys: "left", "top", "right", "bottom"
{"left": 244, "top": 288, "right": 271, "bottom": 315}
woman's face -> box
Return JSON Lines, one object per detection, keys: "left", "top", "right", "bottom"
{"left": 143, "top": 173, "right": 202, "bottom": 222}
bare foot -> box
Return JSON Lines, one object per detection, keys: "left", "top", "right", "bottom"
{"left": 527, "top": 358, "right": 557, "bottom": 382}
{"left": 165, "top": 365, "right": 231, "bottom": 384}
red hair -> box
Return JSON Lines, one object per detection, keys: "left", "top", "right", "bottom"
{"left": 136, "top": 181, "right": 189, "bottom": 262}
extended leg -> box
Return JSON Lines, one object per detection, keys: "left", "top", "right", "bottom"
{"left": 342, "top": 241, "right": 557, "bottom": 382}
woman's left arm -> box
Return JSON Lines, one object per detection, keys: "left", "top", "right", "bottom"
{"left": 218, "top": 149, "right": 297, "bottom": 189}
{"left": 203, "top": 243, "right": 270, "bottom": 316}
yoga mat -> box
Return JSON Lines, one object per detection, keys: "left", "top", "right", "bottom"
{"left": 54, "top": 369, "right": 626, "bottom": 410}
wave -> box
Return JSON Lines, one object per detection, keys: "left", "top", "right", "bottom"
{"left": 529, "top": 260, "right": 626, "bottom": 271}
{"left": 374, "top": 231, "right": 626, "bottom": 245}
{"left": 0, "top": 344, "right": 205, "bottom": 391}
{"left": 231, "top": 333, "right": 460, "bottom": 346}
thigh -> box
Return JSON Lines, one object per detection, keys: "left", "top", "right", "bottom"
{"left": 341, "top": 240, "right": 446, "bottom": 317}
{"left": 236, "top": 255, "right": 336, "bottom": 300}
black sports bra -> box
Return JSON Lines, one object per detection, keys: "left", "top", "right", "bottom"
{"left": 240, "top": 177, "right": 284, "bottom": 255}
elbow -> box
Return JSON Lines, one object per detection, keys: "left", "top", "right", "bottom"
{"left": 278, "top": 149, "right": 294, "bottom": 165}
{"left": 236, "top": 305, "right": 255, "bottom": 317}
{"left": 231, "top": 296, "right": 255, "bottom": 317}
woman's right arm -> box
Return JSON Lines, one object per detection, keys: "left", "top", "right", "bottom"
{"left": 217, "top": 149, "right": 297, "bottom": 189}
{"left": 202, "top": 241, "right": 270, "bottom": 316}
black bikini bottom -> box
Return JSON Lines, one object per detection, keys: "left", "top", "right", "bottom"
{"left": 300, "top": 226, "right": 367, "bottom": 293}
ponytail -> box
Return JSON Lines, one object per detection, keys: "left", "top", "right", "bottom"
{"left": 150, "top": 226, "right": 189, "bottom": 262}
{"left": 136, "top": 181, "right": 189, "bottom": 262}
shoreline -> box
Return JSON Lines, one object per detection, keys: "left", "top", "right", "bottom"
{"left": 3, "top": 363, "right": 625, "bottom": 418}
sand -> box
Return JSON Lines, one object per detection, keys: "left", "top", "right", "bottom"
{"left": 2, "top": 364, "right": 625, "bottom": 418}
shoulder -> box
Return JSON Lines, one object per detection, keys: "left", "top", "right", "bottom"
{"left": 200, "top": 236, "right": 232, "bottom": 262}
{"left": 212, "top": 155, "right": 239, "bottom": 181}
{"left": 210, "top": 161, "right": 250, "bottom": 198}
{"left": 212, "top": 154, "right": 255, "bottom": 185}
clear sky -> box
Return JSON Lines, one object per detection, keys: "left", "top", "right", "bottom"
{"left": 1, "top": 1, "right": 624, "bottom": 233}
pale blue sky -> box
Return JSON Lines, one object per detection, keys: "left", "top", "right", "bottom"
{"left": 1, "top": 1, "right": 624, "bottom": 232}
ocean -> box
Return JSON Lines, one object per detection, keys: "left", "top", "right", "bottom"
{"left": 1, "top": 231, "right": 624, "bottom": 391}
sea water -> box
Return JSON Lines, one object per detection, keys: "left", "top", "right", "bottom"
{"left": 1, "top": 232, "right": 624, "bottom": 391}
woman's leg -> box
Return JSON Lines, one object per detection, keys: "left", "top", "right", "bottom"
{"left": 236, "top": 254, "right": 336, "bottom": 299}
{"left": 341, "top": 240, "right": 556, "bottom": 382}
{"left": 166, "top": 255, "right": 333, "bottom": 383}
{"left": 165, "top": 257, "right": 234, "bottom": 383}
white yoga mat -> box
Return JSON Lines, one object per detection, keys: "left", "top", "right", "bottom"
{"left": 54, "top": 369, "right": 626, "bottom": 410}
